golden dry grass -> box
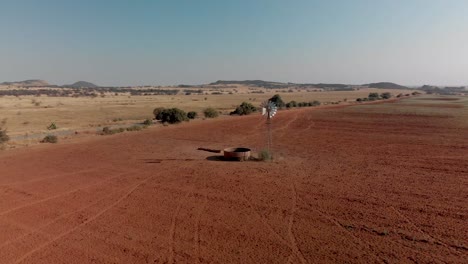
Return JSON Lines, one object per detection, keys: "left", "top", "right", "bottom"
{"left": 0, "top": 87, "right": 414, "bottom": 136}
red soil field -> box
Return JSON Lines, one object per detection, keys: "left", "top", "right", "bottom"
{"left": 0, "top": 99, "right": 467, "bottom": 263}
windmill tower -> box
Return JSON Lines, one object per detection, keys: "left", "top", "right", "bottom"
{"left": 260, "top": 101, "right": 277, "bottom": 153}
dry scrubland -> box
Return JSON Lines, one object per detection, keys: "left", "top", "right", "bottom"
{"left": 0, "top": 95, "right": 466, "bottom": 263}
{"left": 0, "top": 86, "right": 413, "bottom": 138}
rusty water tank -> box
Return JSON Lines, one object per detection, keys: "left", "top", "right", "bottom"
{"left": 223, "top": 147, "right": 251, "bottom": 161}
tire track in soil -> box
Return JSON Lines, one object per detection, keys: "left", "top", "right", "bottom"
{"left": 388, "top": 205, "right": 466, "bottom": 255}
{"left": 0, "top": 179, "right": 131, "bottom": 250}
{"left": 369, "top": 193, "right": 466, "bottom": 256}
{"left": 286, "top": 183, "right": 307, "bottom": 264}
{"left": 0, "top": 218, "right": 49, "bottom": 238}
{"left": 240, "top": 189, "right": 305, "bottom": 263}
{"left": 12, "top": 173, "right": 153, "bottom": 264}
{"left": 0, "top": 169, "right": 131, "bottom": 217}
{"left": 274, "top": 111, "right": 302, "bottom": 138}
{"left": 167, "top": 169, "right": 198, "bottom": 264}
{"left": 0, "top": 167, "right": 113, "bottom": 188}
{"left": 296, "top": 196, "right": 385, "bottom": 263}
{"left": 193, "top": 175, "right": 208, "bottom": 264}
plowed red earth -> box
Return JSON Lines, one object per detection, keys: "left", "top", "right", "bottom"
{"left": 1, "top": 99, "right": 467, "bottom": 263}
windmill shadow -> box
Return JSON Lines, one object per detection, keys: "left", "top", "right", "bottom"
{"left": 205, "top": 155, "right": 247, "bottom": 162}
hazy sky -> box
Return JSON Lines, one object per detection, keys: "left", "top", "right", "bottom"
{"left": 1, "top": 0, "right": 467, "bottom": 86}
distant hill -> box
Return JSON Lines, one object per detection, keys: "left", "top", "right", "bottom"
{"left": 1, "top": 79, "right": 50, "bottom": 87}
{"left": 64, "top": 81, "right": 99, "bottom": 88}
{"left": 209, "top": 80, "right": 351, "bottom": 89}
{"left": 367, "top": 82, "right": 408, "bottom": 89}
{"left": 210, "top": 80, "right": 287, "bottom": 87}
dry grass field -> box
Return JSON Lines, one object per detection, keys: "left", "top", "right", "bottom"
{"left": 0, "top": 86, "right": 413, "bottom": 141}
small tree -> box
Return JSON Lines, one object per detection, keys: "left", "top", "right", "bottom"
{"left": 230, "top": 102, "right": 257, "bottom": 115}
{"left": 153, "top": 107, "right": 166, "bottom": 120}
{"left": 310, "top": 100, "right": 321, "bottom": 106}
{"left": 380, "top": 92, "right": 392, "bottom": 99}
{"left": 203, "top": 108, "right": 219, "bottom": 118}
{"left": 187, "top": 111, "right": 198, "bottom": 119}
{"left": 160, "top": 108, "right": 189, "bottom": 123}
{"left": 269, "top": 94, "right": 285, "bottom": 108}
{"left": 368, "top": 93, "right": 380, "bottom": 101}
{"left": 153, "top": 107, "right": 189, "bottom": 123}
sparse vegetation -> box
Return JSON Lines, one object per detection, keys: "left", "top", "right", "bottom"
{"left": 101, "top": 126, "right": 125, "bottom": 135}
{"left": 126, "top": 125, "right": 143, "bottom": 132}
{"left": 142, "top": 119, "right": 152, "bottom": 125}
{"left": 203, "top": 108, "right": 219, "bottom": 118}
{"left": 258, "top": 149, "right": 273, "bottom": 161}
{"left": 356, "top": 92, "right": 393, "bottom": 102}
{"left": 0, "top": 119, "right": 9, "bottom": 145}
{"left": 0, "top": 85, "right": 415, "bottom": 138}
{"left": 41, "top": 134, "right": 58, "bottom": 143}
{"left": 47, "top": 122, "right": 57, "bottom": 130}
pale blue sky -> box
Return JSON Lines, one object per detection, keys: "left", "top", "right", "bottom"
{"left": 1, "top": 0, "right": 467, "bottom": 86}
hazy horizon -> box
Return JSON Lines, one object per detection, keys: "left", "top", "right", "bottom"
{"left": 1, "top": 0, "right": 467, "bottom": 87}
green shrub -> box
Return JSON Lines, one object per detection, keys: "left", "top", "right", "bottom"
{"left": 142, "top": 119, "right": 152, "bottom": 125}
{"left": 41, "top": 135, "right": 58, "bottom": 143}
{"left": 230, "top": 102, "right": 257, "bottom": 115}
{"left": 310, "top": 100, "right": 321, "bottom": 106}
{"left": 102, "top": 126, "right": 112, "bottom": 135}
{"left": 187, "top": 111, "right": 198, "bottom": 119}
{"left": 47, "top": 123, "right": 57, "bottom": 130}
{"left": 0, "top": 129, "right": 9, "bottom": 144}
{"left": 0, "top": 119, "right": 8, "bottom": 145}
{"left": 101, "top": 126, "right": 125, "bottom": 135}
{"left": 203, "top": 108, "right": 219, "bottom": 118}
{"left": 258, "top": 149, "right": 272, "bottom": 161}
{"left": 126, "top": 125, "right": 142, "bottom": 132}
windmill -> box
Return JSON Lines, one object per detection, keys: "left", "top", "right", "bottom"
{"left": 260, "top": 101, "right": 278, "bottom": 153}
